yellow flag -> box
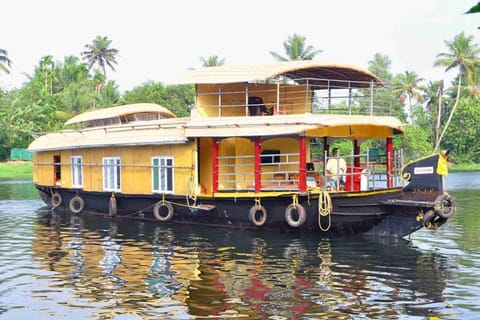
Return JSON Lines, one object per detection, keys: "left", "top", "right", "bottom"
{"left": 437, "top": 154, "right": 448, "bottom": 176}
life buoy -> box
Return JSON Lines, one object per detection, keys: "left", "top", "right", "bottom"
{"left": 153, "top": 202, "right": 174, "bottom": 221}
{"left": 51, "top": 192, "right": 63, "bottom": 208}
{"left": 69, "top": 196, "right": 85, "bottom": 214}
{"left": 433, "top": 194, "right": 456, "bottom": 219}
{"left": 248, "top": 205, "right": 267, "bottom": 227}
{"left": 285, "top": 203, "right": 306, "bottom": 228}
{"left": 109, "top": 196, "right": 117, "bottom": 217}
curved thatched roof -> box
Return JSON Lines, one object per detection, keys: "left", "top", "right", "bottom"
{"left": 65, "top": 103, "right": 176, "bottom": 126}
{"left": 28, "top": 118, "right": 189, "bottom": 151}
{"left": 185, "top": 113, "right": 403, "bottom": 139}
{"left": 174, "top": 60, "right": 383, "bottom": 87}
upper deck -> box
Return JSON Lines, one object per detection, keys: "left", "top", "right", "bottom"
{"left": 176, "top": 60, "right": 392, "bottom": 118}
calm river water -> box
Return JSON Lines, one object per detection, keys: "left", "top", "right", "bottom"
{"left": 0, "top": 172, "right": 479, "bottom": 319}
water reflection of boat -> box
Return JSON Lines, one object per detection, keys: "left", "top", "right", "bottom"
{"left": 28, "top": 61, "right": 456, "bottom": 237}
{"left": 31, "top": 209, "right": 450, "bottom": 319}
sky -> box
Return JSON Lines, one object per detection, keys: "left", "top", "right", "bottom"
{"left": 1, "top": 0, "right": 479, "bottom": 92}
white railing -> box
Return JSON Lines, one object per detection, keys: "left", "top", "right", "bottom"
{"left": 194, "top": 77, "right": 392, "bottom": 117}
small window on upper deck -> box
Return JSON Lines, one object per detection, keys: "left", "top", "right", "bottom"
{"left": 122, "top": 112, "right": 161, "bottom": 123}
{"left": 134, "top": 113, "right": 159, "bottom": 121}
{"left": 88, "top": 117, "right": 121, "bottom": 127}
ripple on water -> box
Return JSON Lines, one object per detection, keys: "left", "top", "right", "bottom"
{"left": 1, "top": 184, "right": 480, "bottom": 319}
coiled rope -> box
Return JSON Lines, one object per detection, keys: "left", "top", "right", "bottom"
{"left": 318, "top": 190, "right": 333, "bottom": 231}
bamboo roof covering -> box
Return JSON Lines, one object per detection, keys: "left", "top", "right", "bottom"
{"left": 174, "top": 60, "right": 383, "bottom": 87}
{"left": 65, "top": 103, "right": 176, "bottom": 126}
{"left": 29, "top": 113, "right": 403, "bottom": 151}
{"left": 185, "top": 114, "right": 404, "bottom": 139}
{"left": 28, "top": 119, "right": 188, "bottom": 151}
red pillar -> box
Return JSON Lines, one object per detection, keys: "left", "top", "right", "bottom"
{"left": 386, "top": 137, "right": 393, "bottom": 188}
{"left": 354, "top": 140, "right": 360, "bottom": 167}
{"left": 299, "top": 135, "right": 307, "bottom": 192}
{"left": 212, "top": 138, "right": 219, "bottom": 193}
{"left": 254, "top": 137, "right": 262, "bottom": 193}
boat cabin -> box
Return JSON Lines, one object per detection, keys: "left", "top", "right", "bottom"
{"left": 179, "top": 61, "right": 404, "bottom": 194}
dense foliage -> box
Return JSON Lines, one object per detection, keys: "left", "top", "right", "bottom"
{"left": 0, "top": 54, "right": 193, "bottom": 159}
{"left": 0, "top": 32, "right": 479, "bottom": 164}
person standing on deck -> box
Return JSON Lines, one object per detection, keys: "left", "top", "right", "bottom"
{"left": 325, "top": 148, "right": 347, "bottom": 190}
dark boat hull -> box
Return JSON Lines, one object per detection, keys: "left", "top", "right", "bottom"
{"left": 36, "top": 185, "right": 439, "bottom": 238}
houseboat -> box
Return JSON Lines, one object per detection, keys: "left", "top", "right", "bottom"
{"left": 28, "top": 60, "right": 456, "bottom": 237}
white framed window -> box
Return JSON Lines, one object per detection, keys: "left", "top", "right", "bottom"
{"left": 103, "top": 157, "right": 121, "bottom": 192}
{"left": 71, "top": 156, "right": 83, "bottom": 188}
{"left": 152, "top": 156, "right": 174, "bottom": 193}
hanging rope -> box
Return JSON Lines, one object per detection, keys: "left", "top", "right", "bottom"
{"left": 186, "top": 175, "right": 197, "bottom": 209}
{"left": 254, "top": 197, "right": 262, "bottom": 209}
{"left": 292, "top": 194, "right": 298, "bottom": 209}
{"left": 318, "top": 190, "right": 333, "bottom": 231}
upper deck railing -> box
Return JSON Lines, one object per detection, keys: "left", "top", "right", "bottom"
{"left": 193, "top": 77, "right": 393, "bottom": 117}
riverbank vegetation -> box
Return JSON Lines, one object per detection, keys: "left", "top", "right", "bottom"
{"left": 0, "top": 161, "right": 33, "bottom": 180}
{"left": 1, "top": 27, "right": 479, "bottom": 167}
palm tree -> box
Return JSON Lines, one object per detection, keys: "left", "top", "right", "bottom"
{"left": 270, "top": 33, "right": 322, "bottom": 61}
{"left": 0, "top": 49, "right": 12, "bottom": 74}
{"left": 81, "top": 36, "right": 119, "bottom": 76}
{"left": 464, "top": 65, "right": 480, "bottom": 98}
{"left": 200, "top": 55, "right": 225, "bottom": 67}
{"left": 433, "top": 31, "right": 480, "bottom": 150}
{"left": 39, "top": 55, "right": 55, "bottom": 95}
{"left": 367, "top": 53, "right": 393, "bottom": 83}
{"left": 422, "top": 80, "right": 449, "bottom": 143}
{"left": 391, "top": 71, "right": 425, "bottom": 124}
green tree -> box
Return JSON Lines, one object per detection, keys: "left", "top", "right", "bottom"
{"left": 442, "top": 98, "right": 480, "bottom": 163}
{"left": 419, "top": 80, "right": 449, "bottom": 143}
{"left": 433, "top": 31, "right": 480, "bottom": 150}
{"left": 81, "top": 35, "right": 119, "bottom": 76}
{"left": 401, "top": 125, "right": 433, "bottom": 160}
{"left": 0, "top": 49, "right": 12, "bottom": 74}
{"left": 270, "top": 33, "right": 322, "bottom": 61}
{"left": 0, "top": 82, "right": 59, "bottom": 151}
{"left": 463, "top": 64, "right": 480, "bottom": 98}
{"left": 200, "top": 55, "right": 225, "bottom": 67}
{"left": 391, "top": 71, "right": 425, "bottom": 124}
{"left": 96, "top": 81, "right": 121, "bottom": 108}
{"left": 122, "top": 81, "right": 193, "bottom": 117}
{"left": 367, "top": 53, "right": 393, "bottom": 83}
{"left": 366, "top": 53, "right": 404, "bottom": 119}
{"left": 52, "top": 56, "right": 90, "bottom": 93}
{"left": 38, "top": 55, "right": 55, "bottom": 95}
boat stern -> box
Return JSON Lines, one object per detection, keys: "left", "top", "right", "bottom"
{"left": 377, "top": 150, "right": 456, "bottom": 235}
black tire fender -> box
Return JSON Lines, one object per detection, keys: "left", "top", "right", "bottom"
{"left": 434, "top": 194, "right": 456, "bottom": 219}
{"left": 153, "top": 202, "right": 174, "bottom": 221}
{"left": 109, "top": 196, "right": 117, "bottom": 218}
{"left": 69, "top": 196, "right": 85, "bottom": 214}
{"left": 248, "top": 205, "right": 267, "bottom": 227}
{"left": 285, "top": 203, "right": 307, "bottom": 228}
{"left": 422, "top": 209, "right": 436, "bottom": 229}
{"left": 51, "top": 192, "right": 63, "bottom": 208}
